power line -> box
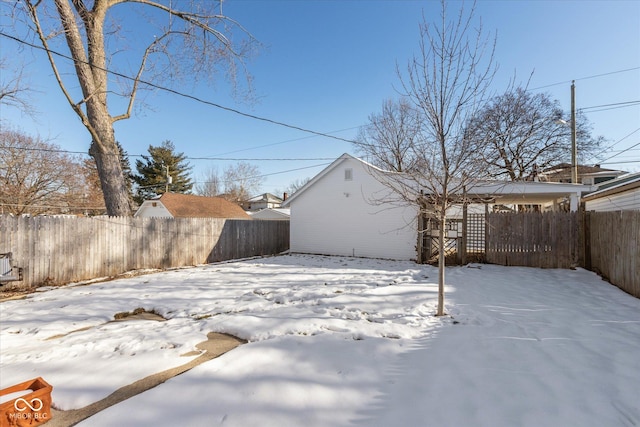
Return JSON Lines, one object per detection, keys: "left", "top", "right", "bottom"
{"left": 599, "top": 140, "right": 640, "bottom": 163}
{"left": 529, "top": 67, "right": 640, "bottom": 91}
{"left": 0, "top": 145, "right": 334, "bottom": 161}
{"left": 208, "top": 126, "right": 361, "bottom": 157}
{"left": 187, "top": 156, "right": 335, "bottom": 162}
{"left": 194, "top": 162, "right": 331, "bottom": 183}
{"left": 580, "top": 104, "right": 640, "bottom": 114}
{"left": 0, "top": 202, "right": 105, "bottom": 210}
{"left": 587, "top": 128, "right": 640, "bottom": 162}
{"left": 605, "top": 147, "right": 640, "bottom": 154}
{"left": 580, "top": 100, "right": 640, "bottom": 111}
{"left": 0, "top": 31, "right": 359, "bottom": 146}
{"left": 4, "top": 31, "right": 639, "bottom": 172}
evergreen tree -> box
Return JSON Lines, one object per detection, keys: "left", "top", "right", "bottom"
{"left": 133, "top": 140, "right": 193, "bottom": 204}
{"left": 116, "top": 142, "right": 136, "bottom": 203}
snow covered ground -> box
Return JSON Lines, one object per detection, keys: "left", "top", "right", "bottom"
{"left": 1, "top": 254, "right": 639, "bottom": 426}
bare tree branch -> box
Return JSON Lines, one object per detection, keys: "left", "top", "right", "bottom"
{"left": 0, "top": 57, "right": 37, "bottom": 117}
{"left": 13, "top": 0, "right": 258, "bottom": 216}
{"left": 23, "top": 0, "right": 100, "bottom": 143}
{"left": 370, "top": 0, "right": 497, "bottom": 316}
{"left": 466, "top": 87, "right": 605, "bottom": 180}
{"left": 355, "top": 98, "right": 422, "bottom": 173}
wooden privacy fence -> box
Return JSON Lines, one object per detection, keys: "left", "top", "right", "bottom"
{"left": 585, "top": 210, "right": 639, "bottom": 298}
{"left": 485, "top": 212, "right": 578, "bottom": 269}
{"left": 0, "top": 216, "right": 289, "bottom": 289}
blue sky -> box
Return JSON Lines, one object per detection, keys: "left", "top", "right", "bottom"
{"left": 1, "top": 0, "right": 639, "bottom": 196}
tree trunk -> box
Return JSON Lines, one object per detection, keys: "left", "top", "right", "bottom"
{"left": 437, "top": 208, "right": 446, "bottom": 316}
{"left": 54, "top": 0, "right": 131, "bottom": 216}
{"left": 417, "top": 211, "right": 424, "bottom": 264}
{"left": 89, "top": 140, "right": 131, "bottom": 216}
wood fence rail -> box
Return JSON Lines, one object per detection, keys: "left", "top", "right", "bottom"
{"left": 2, "top": 211, "right": 637, "bottom": 298}
{"left": 585, "top": 210, "right": 639, "bottom": 298}
{"left": 485, "top": 212, "right": 578, "bottom": 269}
{"left": 0, "top": 216, "right": 289, "bottom": 289}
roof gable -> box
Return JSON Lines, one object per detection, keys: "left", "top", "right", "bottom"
{"left": 282, "top": 153, "right": 385, "bottom": 206}
{"left": 250, "top": 208, "right": 291, "bottom": 220}
{"left": 282, "top": 153, "right": 590, "bottom": 209}
{"left": 156, "top": 193, "right": 251, "bottom": 219}
{"left": 582, "top": 172, "right": 640, "bottom": 201}
{"left": 541, "top": 163, "right": 626, "bottom": 176}
{"left": 246, "top": 193, "right": 283, "bottom": 203}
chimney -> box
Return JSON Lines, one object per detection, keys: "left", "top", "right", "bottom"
{"left": 283, "top": 192, "right": 288, "bottom": 201}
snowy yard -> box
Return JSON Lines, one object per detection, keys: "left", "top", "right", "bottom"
{"left": 1, "top": 254, "right": 639, "bottom": 426}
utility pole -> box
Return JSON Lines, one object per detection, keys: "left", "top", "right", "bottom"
{"left": 571, "top": 80, "right": 578, "bottom": 184}
{"left": 163, "top": 164, "right": 172, "bottom": 193}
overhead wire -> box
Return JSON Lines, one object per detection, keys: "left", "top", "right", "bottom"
{"left": 598, "top": 140, "right": 640, "bottom": 164}
{"left": 208, "top": 126, "right": 361, "bottom": 157}
{"left": 579, "top": 100, "right": 640, "bottom": 111}
{"left": 585, "top": 128, "right": 640, "bottom": 163}
{"left": 528, "top": 67, "right": 640, "bottom": 91}
{"left": 2, "top": 31, "right": 638, "bottom": 172}
{"left": 0, "top": 31, "right": 359, "bottom": 146}
{"left": 0, "top": 144, "right": 336, "bottom": 161}
{"left": 193, "top": 162, "right": 331, "bottom": 183}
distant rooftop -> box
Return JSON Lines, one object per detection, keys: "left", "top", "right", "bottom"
{"left": 156, "top": 193, "right": 251, "bottom": 219}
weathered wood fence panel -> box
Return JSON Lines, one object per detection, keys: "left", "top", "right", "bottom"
{"left": 0, "top": 216, "right": 289, "bottom": 289}
{"left": 485, "top": 212, "right": 578, "bottom": 269}
{"left": 586, "top": 210, "right": 639, "bottom": 298}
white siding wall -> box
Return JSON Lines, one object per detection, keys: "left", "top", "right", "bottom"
{"left": 290, "top": 157, "right": 417, "bottom": 260}
{"left": 585, "top": 188, "right": 640, "bottom": 212}
{"left": 134, "top": 202, "right": 173, "bottom": 218}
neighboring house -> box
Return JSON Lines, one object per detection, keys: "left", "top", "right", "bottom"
{"left": 582, "top": 172, "right": 640, "bottom": 211}
{"left": 539, "top": 163, "right": 626, "bottom": 184}
{"left": 282, "top": 154, "right": 418, "bottom": 260}
{"left": 283, "top": 153, "right": 591, "bottom": 261}
{"left": 249, "top": 208, "right": 291, "bottom": 221}
{"left": 243, "top": 193, "right": 284, "bottom": 211}
{"left": 134, "top": 193, "right": 251, "bottom": 219}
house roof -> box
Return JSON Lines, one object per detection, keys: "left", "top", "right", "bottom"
{"left": 246, "top": 193, "right": 283, "bottom": 203}
{"left": 582, "top": 172, "right": 640, "bottom": 201}
{"left": 249, "top": 208, "right": 291, "bottom": 220}
{"left": 540, "top": 163, "right": 626, "bottom": 179}
{"left": 155, "top": 193, "right": 251, "bottom": 219}
{"left": 282, "top": 153, "right": 591, "bottom": 208}
{"left": 465, "top": 180, "right": 590, "bottom": 205}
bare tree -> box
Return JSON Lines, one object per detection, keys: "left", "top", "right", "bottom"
{"left": 195, "top": 166, "right": 222, "bottom": 198}
{"left": 272, "top": 177, "right": 311, "bottom": 201}
{"left": 467, "top": 87, "right": 605, "bottom": 180}
{"left": 77, "top": 157, "right": 108, "bottom": 215}
{"left": 355, "top": 98, "right": 422, "bottom": 172}
{"left": 285, "top": 177, "right": 311, "bottom": 195}
{"left": 222, "top": 162, "right": 263, "bottom": 203}
{"left": 13, "top": 0, "right": 257, "bottom": 216}
{"left": 373, "top": 0, "right": 496, "bottom": 316}
{"left": 0, "top": 128, "right": 87, "bottom": 215}
{"left": 0, "top": 57, "right": 35, "bottom": 117}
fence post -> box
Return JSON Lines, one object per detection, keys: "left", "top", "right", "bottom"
{"left": 461, "top": 201, "right": 467, "bottom": 265}
{"left": 416, "top": 212, "right": 424, "bottom": 264}
{"left": 583, "top": 210, "right": 592, "bottom": 270}
{"left": 484, "top": 203, "right": 489, "bottom": 256}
